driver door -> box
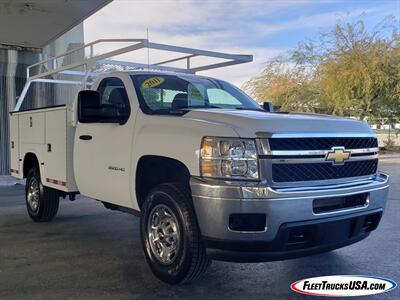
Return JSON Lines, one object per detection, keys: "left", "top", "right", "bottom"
{"left": 74, "top": 77, "right": 135, "bottom": 208}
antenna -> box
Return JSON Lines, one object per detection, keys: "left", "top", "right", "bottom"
{"left": 146, "top": 28, "right": 150, "bottom": 70}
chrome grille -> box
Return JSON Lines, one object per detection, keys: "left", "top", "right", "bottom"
{"left": 258, "top": 136, "right": 379, "bottom": 184}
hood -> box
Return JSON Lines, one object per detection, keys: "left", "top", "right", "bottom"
{"left": 183, "top": 109, "right": 374, "bottom": 137}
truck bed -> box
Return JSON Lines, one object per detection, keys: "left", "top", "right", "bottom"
{"left": 10, "top": 106, "right": 78, "bottom": 192}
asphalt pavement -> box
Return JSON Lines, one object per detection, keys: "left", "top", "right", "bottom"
{"left": 0, "top": 156, "right": 399, "bottom": 300}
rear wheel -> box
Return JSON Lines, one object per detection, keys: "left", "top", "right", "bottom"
{"left": 140, "top": 183, "right": 210, "bottom": 284}
{"left": 25, "top": 167, "right": 59, "bottom": 222}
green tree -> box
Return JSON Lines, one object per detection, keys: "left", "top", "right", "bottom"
{"left": 245, "top": 16, "right": 400, "bottom": 122}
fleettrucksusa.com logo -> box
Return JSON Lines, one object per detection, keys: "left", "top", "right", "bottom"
{"left": 291, "top": 275, "right": 397, "bottom": 297}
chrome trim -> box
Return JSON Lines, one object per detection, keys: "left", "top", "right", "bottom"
{"left": 271, "top": 176, "right": 377, "bottom": 192}
{"left": 269, "top": 132, "right": 376, "bottom": 138}
{"left": 266, "top": 184, "right": 389, "bottom": 201}
{"left": 260, "top": 147, "right": 379, "bottom": 156}
{"left": 270, "top": 153, "right": 378, "bottom": 164}
{"left": 267, "top": 174, "right": 388, "bottom": 198}
{"left": 190, "top": 173, "right": 389, "bottom": 200}
{"left": 267, "top": 174, "right": 380, "bottom": 189}
{"left": 256, "top": 138, "right": 270, "bottom": 155}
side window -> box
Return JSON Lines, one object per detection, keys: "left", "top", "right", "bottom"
{"left": 97, "top": 77, "right": 131, "bottom": 123}
{"left": 207, "top": 88, "right": 242, "bottom": 106}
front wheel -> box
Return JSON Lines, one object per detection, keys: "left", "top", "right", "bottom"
{"left": 25, "top": 167, "right": 60, "bottom": 222}
{"left": 140, "top": 183, "right": 210, "bottom": 284}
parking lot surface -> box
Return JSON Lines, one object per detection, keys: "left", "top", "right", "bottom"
{"left": 0, "top": 156, "right": 399, "bottom": 300}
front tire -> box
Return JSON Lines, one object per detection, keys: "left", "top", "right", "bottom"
{"left": 25, "top": 167, "right": 59, "bottom": 222}
{"left": 140, "top": 183, "right": 210, "bottom": 284}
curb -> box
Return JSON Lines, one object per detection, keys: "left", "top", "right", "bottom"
{"left": 0, "top": 176, "right": 25, "bottom": 187}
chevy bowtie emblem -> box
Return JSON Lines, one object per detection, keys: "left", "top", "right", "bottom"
{"left": 326, "top": 147, "right": 351, "bottom": 165}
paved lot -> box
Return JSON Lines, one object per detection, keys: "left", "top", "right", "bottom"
{"left": 0, "top": 157, "right": 399, "bottom": 300}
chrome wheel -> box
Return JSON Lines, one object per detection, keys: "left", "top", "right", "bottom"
{"left": 147, "top": 204, "right": 181, "bottom": 265}
{"left": 27, "top": 177, "right": 40, "bottom": 212}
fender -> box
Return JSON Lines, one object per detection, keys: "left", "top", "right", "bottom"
{"left": 129, "top": 112, "right": 239, "bottom": 209}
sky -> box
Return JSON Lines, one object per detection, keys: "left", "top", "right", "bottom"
{"left": 84, "top": 0, "right": 400, "bottom": 87}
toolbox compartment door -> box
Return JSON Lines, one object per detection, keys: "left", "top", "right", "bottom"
{"left": 9, "top": 114, "right": 21, "bottom": 178}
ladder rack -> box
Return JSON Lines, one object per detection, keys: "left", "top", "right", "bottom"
{"left": 15, "top": 39, "right": 253, "bottom": 111}
{"left": 27, "top": 38, "right": 253, "bottom": 79}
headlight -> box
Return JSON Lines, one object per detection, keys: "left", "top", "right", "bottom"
{"left": 200, "top": 137, "right": 259, "bottom": 180}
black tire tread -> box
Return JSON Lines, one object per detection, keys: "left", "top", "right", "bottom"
{"left": 26, "top": 167, "right": 59, "bottom": 222}
{"left": 163, "top": 183, "right": 211, "bottom": 283}
{"left": 40, "top": 186, "right": 60, "bottom": 222}
{"left": 141, "top": 182, "right": 210, "bottom": 284}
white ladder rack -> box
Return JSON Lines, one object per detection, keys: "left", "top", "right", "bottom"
{"left": 27, "top": 38, "right": 252, "bottom": 78}
{"left": 15, "top": 39, "right": 253, "bottom": 111}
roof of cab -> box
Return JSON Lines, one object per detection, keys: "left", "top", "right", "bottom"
{"left": 105, "top": 69, "right": 220, "bottom": 81}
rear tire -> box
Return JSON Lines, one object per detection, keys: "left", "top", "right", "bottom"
{"left": 140, "top": 182, "right": 210, "bottom": 284}
{"left": 25, "top": 167, "right": 59, "bottom": 222}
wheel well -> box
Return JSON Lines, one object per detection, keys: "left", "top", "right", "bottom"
{"left": 23, "top": 153, "right": 39, "bottom": 178}
{"left": 135, "top": 156, "right": 191, "bottom": 208}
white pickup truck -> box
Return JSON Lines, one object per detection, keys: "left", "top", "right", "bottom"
{"left": 9, "top": 40, "right": 389, "bottom": 284}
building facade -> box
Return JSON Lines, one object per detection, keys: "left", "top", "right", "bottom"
{"left": 0, "top": 24, "right": 84, "bottom": 175}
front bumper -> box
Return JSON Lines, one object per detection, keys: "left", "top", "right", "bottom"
{"left": 190, "top": 173, "right": 389, "bottom": 262}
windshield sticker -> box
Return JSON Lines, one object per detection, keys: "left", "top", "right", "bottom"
{"left": 141, "top": 77, "right": 165, "bottom": 89}
{"left": 188, "top": 84, "right": 205, "bottom": 106}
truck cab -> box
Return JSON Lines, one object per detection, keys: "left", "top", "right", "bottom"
{"left": 9, "top": 40, "right": 389, "bottom": 284}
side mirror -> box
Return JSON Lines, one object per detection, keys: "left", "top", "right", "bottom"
{"left": 262, "top": 101, "right": 274, "bottom": 112}
{"left": 78, "top": 90, "right": 119, "bottom": 123}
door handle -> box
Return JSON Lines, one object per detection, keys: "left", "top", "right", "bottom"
{"left": 79, "top": 135, "right": 92, "bottom": 141}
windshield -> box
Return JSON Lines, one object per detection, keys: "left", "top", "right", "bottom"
{"left": 131, "top": 74, "right": 261, "bottom": 115}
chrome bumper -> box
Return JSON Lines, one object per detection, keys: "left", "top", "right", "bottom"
{"left": 190, "top": 173, "right": 389, "bottom": 242}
